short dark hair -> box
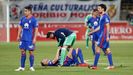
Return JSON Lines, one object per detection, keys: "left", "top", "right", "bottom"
{"left": 24, "top": 5, "right": 32, "bottom": 11}
{"left": 46, "top": 32, "right": 53, "bottom": 38}
{"left": 93, "top": 8, "right": 98, "bottom": 12}
{"left": 98, "top": 4, "right": 107, "bottom": 11}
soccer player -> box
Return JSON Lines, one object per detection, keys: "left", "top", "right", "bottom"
{"left": 85, "top": 9, "right": 100, "bottom": 55}
{"left": 41, "top": 48, "right": 88, "bottom": 67}
{"left": 46, "top": 28, "right": 76, "bottom": 66}
{"left": 88, "top": 4, "right": 114, "bottom": 69}
{"left": 15, "top": 6, "right": 38, "bottom": 71}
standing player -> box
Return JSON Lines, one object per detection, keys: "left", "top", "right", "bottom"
{"left": 15, "top": 6, "right": 38, "bottom": 71}
{"left": 86, "top": 9, "right": 100, "bottom": 55}
{"left": 46, "top": 28, "right": 76, "bottom": 66}
{"left": 88, "top": 4, "right": 114, "bottom": 69}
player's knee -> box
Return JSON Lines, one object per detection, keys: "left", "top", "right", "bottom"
{"left": 29, "top": 51, "right": 34, "bottom": 55}
{"left": 21, "top": 50, "right": 26, "bottom": 55}
{"left": 76, "top": 48, "right": 81, "bottom": 53}
{"left": 106, "top": 49, "right": 111, "bottom": 54}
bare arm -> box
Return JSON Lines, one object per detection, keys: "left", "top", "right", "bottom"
{"left": 52, "top": 47, "right": 61, "bottom": 64}
{"left": 106, "top": 23, "right": 110, "bottom": 41}
{"left": 33, "top": 27, "right": 38, "bottom": 44}
{"left": 17, "top": 25, "right": 22, "bottom": 41}
{"left": 88, "top": 26, "right": 100, "bottom": 35}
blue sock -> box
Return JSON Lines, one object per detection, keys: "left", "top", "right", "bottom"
{"left": 92, "top": 42, "right": 95, "bottom": 55}
{"left": 77, "top": 48, "right": 84, "bottom": 63}
{"left": 29, "top": 55, "right": 34, "bottom": 67}
{"left": 94, "top": 52, "right": 100, "bottom": 67}
{"left": 107, "top": 52, "right": 113, "bottom": 66}
{"left": 21, "top": 53, "right": 26, "bottom": 68}
{"left": 72, "top": 50, "right": 79, "bottom": 64}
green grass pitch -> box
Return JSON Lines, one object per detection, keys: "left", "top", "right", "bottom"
{"left": 0, "top": 41, "right": 133, "bottom": 75}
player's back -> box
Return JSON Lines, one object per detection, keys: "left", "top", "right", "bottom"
{"left": 54, "top": 28, "right": 73, "bottom": 38}
{"left": 20, "top": 16, "right": 38, "bottom": 41}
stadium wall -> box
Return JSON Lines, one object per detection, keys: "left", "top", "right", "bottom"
{"left": 1, "top": 21, "right": 132, "bottom": 41}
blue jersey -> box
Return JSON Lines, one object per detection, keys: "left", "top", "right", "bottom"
{"left": 99, "top": 13, "right": 110, "bottom": 33}
{"left": 87, "top": 17, "right": 99, "bottom": 30}
{"left": 87, "top": 16, "right": 100, "bottom": 41}
{"left": 19, "top": 16, "right": 38, "bottom": 41}
{"left": 97, "top": 13, "right": 110, "bottom": 49}
{"left": 54, "top": 28, "right": 73, "bottom": 46}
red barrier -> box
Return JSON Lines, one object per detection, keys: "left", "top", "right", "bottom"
{"left": 8, "top": 22, "right": 133, "bottom": 41}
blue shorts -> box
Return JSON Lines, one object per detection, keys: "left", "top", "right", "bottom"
{"left": 63, "top": 56, "right": 75, "bottom": 66}
{"left": 63, "top": 50, "right": 79, "bottom": 66}
{"left": 92, "top": 33, "right": 99, "bottom": 42}
{"left": 19, "top": 41, "right": 35, "bottom": 51}
{"left": 97, "top": 31, "right": 110, "bottom": 49}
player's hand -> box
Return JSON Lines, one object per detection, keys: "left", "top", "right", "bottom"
{"left": 88, "top": 32, "right": 92, "bottom": 36}
{"left": 32, "top": 39, "right": 36, "bottom": 44}
{"left": 106, "top": 37, "right": 110, "bottom": 42}
{"left": 17, "top": 36, "right": 20, "bottom": 41}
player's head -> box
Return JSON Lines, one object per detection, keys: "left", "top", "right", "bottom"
{"left": 98, "top": 4, "right": 107, "bottom": 14}
{"left": 46, "top": 31, "right": 55, "bottom": 39}
{"left": 41, "top": 59, "right": 49, "bottom": 66}
{"left": 92, "top": 9, "right": 99, "bottom": 16}
{"left": 24, "top": 5, "right": 32, "bottom": 17}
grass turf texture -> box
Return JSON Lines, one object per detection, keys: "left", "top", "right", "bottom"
{"left": 0, "top": 41, "right": 133, "bottom": 75}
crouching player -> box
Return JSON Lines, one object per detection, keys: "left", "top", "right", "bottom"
{"left": 41, "top": 48, "right": 88, "bottom": 67}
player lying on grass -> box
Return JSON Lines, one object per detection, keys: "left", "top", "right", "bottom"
{"left": 41, "top": 48, "right": 89, "bottom": 67}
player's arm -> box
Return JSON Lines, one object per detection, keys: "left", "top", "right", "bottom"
{"left": 106, "top": 23, "right": 110, "bottom": 41}
{"left": 33, "top": 27, "right": 38, "bottom": 44}
{"left": 33, "top": 19, "right": 38, "bottom": 44}
{"left": 105, "top": 17, "right": 110, "bottom": 42}
{"left": 52, "top": 47, "right": 61, "bottom": 64}
{"left": 17, "top": 25, "right": 22, "bottom": 41}
{"left": 88, "top": 26, "right": 100, "bottom": 35}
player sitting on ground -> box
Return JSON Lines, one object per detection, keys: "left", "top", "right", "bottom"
{"left": 41, "top": 48, "right": 88, "bottom": 67}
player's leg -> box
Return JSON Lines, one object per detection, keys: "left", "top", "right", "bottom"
{"left": 60, "top": 33, "right": 76, "bottom": 65}
{"left": 15, "top": 41, "right": 26, "bottom": 71}
{"left": 85, "top": 29, "right": 90, "bottom": 48}
{"left": 92, "top": 40, "right": 95, "bottom": 55}
{"left": 104, "top": 43, "right": 114, "bottom": 69}
{"left": 92, "top": 46, "right": 100, "bottom": 68}
{"left": 71, "top": 49, "right": 79, "bottom": 65}
{"left": 76, "top": 48, "right": 84, "bottom": 64}
{"left": 76, "top": 48, "right": 89, "bottom": 67}
{"left": 29, "top": 51, "right": 35, "bottom": 71}
{"left": 89, "top": 33, "right": 103, "bottom": 69}
{"left": 60, "top": 46, "right": 67, "bottom": 66}
{"left": 27, "top": 41, "right": 35, "bottom": 71}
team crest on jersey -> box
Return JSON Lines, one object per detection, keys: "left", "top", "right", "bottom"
{"left": 24, "top": 23, "right": 29, "bottom": 29}
{"left": 93, "top": 21, "right": 98, "bottom": 26}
